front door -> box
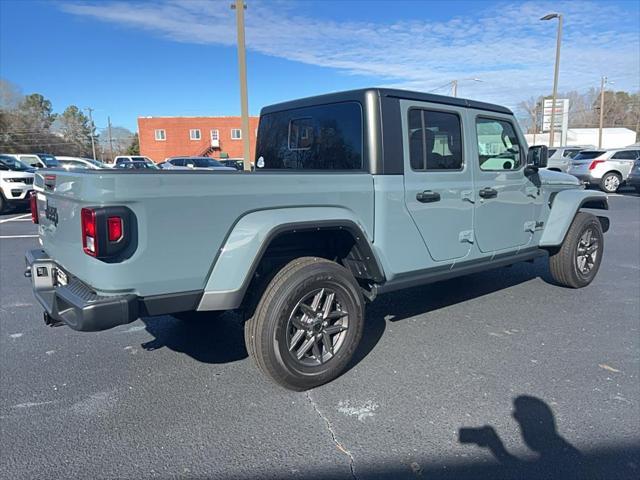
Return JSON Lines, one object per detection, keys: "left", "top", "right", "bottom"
{"left": 402, "top": 101, "right": 474, "bottom": 262}
{"left": 471, "top": 113, "right": 535, "bottom": 252}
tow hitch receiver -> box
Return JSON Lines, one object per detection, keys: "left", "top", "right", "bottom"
{"left": 43, "top": 312, "right": 64, "bottom": 328}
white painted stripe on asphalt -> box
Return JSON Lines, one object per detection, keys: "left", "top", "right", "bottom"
{"left": 0, "top": 213, "right": 30, "bottom": 224}
{"left": 0, "top": 235, "right": 39, "bottom": 239}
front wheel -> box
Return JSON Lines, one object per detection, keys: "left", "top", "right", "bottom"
{"left": 600, "top": 172, "right": 621, "bottom": 193}
{"left": 244, "top": 257, "right": 364, "bottom": 391}
{"left": 548, "top": 212, "right": 604, "bottom": 288}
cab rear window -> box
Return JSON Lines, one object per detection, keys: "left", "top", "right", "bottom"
{"left": 255, "top": 102, "right": 363, "bottom": 170}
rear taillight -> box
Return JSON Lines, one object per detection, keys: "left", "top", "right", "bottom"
{"left": 589, "top": 160, "right": 605, "bottom": 170}
{"left": 30, "top": 193, "right": 38, "bottom": 224}
{"left": 81, "top": 208, "right": 97, "bottom": 257}
{"left": 107, "top": 216, "right": 123, "bottom": 242}
{"left": 80, "top": 207, "right": 135, "bottom": 260}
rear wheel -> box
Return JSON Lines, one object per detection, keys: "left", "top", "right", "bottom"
{"left": 600, "top": 172, "right": 621, "bottom": 193}
{"left": 0, "top": 194, "right": 5, "bottom": 214}
{"left": 244, "top": 257, "right": 364, "bottom": 391}
{"left": 549, "top": 212, "right": 603, "bottom": 288}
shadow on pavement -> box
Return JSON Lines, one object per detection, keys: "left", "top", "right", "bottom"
{"left": 229, "top": 395, "right": 639, "bottom": 480}
{"left": 139, "top": 312, "right": 247, "bottom": 363}
{"left": 368, "top": 257, "right": 550, "bottom": 324}
{"left": 458, "top": 395, "right": 587, "bottom": 479}
{"left": 138, "top": 259, "right": 552, "bottom": 370}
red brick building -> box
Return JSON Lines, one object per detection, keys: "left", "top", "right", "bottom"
{"left": 138, "top": 116, "right": 260, "bottom": 163}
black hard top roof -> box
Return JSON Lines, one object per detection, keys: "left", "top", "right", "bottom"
{"left": 260, "top": 88, "right": 512, "bottom": 116}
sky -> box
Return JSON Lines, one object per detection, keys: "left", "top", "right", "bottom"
{"left": 1, "top": 0, "right": 638, "bottom": 132}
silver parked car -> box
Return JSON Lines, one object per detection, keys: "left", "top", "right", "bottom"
{"left": 568, "top": 148, "right": 640, "bottom": 193}
{"left": 160, "top": 156, "right": 236, "bottom": 171}
{"left": 545, "top": 145, "right": 594, "bottom": 173}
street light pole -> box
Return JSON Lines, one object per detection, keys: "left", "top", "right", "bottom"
{"left": 85, "top": 107, "right": 97, "bottom": 160}
{"left": 541, "top": 13, "right": 563, "bottom": 148}
{"left": 232, "top": 0, "right": 251, "bottom": 172}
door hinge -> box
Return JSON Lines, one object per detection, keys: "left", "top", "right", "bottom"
{"left": 526, "top": 186, "right": 539, "bottom": 198}
{"left": 461, "top": 190, "right": 475, "bottom": 203}
{"left": 524, "top": 221, "right": 544, "bottom": 233}
{"left": 459, "top": 230, "right": 474, "bottom": 243}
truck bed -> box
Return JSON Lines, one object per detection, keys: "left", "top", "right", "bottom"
{"left": 34, "top": 169, "right": 374, "bottom": 297}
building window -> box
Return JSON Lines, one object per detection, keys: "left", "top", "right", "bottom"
{"left": 189, "top": 129, "right": 201, "bottom": 140}
{"left": 231, "top": 129, "right": 242, "bottom": 140}
{"left": 155, "top": 129, "right": 166, "bottom": 141}
{"left": 210, "top": 129, "right": 219, "bottom": 141}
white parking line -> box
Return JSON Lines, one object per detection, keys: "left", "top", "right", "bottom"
{"left": 0, "top": 235, "right": 38, "bottom": 239}
{"left": 0, "top": 214, "right": 31, "bottom": 224}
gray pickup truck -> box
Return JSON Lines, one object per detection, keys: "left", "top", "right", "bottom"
{"left": 26, "top": 88, "right": 609, "bottom": 390}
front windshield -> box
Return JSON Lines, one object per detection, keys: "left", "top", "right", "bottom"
{"left": 0, "top": 156, "right": 30, "bottom": 171}
{"left": 86, "top": 158, "right": 106, "bottom": 168}
{"left": 39, "top": 154, "right": 59, "bottom": 167}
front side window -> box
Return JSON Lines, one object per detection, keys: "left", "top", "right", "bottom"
{"left": 189, "top": 129, "right": 201, "bottom": 140}
{"left": 155, "top": 129, "right": 166, "bottom": 141}
{"left": 231, "top": 129, "right": 242, "bottom": 140}
{"left": 476, "top": 118, "right": 522, "bottom": 171}
{"left": 408, "top": 109, "right": 463, "bottom": 171}
{"left": 255, "top": 102, "right": 363, "bottom": 170}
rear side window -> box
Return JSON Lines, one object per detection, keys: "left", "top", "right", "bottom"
{"left": 255, "top": 102, "right": 363, "bottom": 170}
{"left": 611, "top": 150, "right": 638, "bottom": 160}
{"left": 408, "top": 109, "right": 463, "bottom": 170}
{"left": 573, "top": 151, "right": 604, "bottom": 160}
{"left": 476, "top": 118, "right": 522, "bottom": 171}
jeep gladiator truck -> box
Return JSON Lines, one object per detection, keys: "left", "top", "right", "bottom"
{"left": 25, "top": 88, "right": 609, "bottom": 390}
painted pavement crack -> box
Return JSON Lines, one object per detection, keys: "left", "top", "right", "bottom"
{"left": 305, "top": 391, "right": 357, "bottom": 480}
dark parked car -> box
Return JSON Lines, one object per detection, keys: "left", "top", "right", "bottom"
{"left": 626, "top": 159, "right": 640, "bottom": 192}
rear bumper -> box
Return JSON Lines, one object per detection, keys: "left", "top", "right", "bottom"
{"left": 25, "top": 249, "right": 205, "bottom": 331}
{"left": 25, "top": 249, "right": 139, "bottom": 331}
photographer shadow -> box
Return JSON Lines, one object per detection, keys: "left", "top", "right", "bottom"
{"left": 459, "top": 396, "right": 586, "bottom": 479}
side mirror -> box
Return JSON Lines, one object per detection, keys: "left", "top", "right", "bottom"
{"left": 527, "top": 145, "right": 548, "bottom": 169}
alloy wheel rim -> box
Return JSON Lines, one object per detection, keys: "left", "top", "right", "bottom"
{"left": 285, "top": 287, "right": 349, "bottom": 367}
{"left": 576, "top": 228, "right": 599, "bottom": 275}
{"left": 604, "top": 175, "right": 620, "bottom": 191}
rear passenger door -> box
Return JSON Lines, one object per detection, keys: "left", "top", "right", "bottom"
{"left": 401, "top": 101, "right": 474, "bottom": 261}
{"left": 470, "top": 113, "right": 535, "bottom": 252}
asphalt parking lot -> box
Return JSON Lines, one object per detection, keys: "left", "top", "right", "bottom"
{"left": 1, "top": 191, "right": 639, "bottom": 480}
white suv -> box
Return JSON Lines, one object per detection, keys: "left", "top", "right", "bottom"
{"left": 567, "top": 148, "right": 640, "bottom": 193}
{"left": 0, "top": 155, "right": 35, "bottom": 213}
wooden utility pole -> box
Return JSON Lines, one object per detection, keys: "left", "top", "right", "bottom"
{"left": 85, "top": 107, "right": 97, "bottom": 160}
{"left": 598, "top": 76, "right": 607, "bottom": 149}
{"left": 107, "top": 116, "right": 114, "bottom": 162}
{"left": 532, "top": 103, "right": 537, "bottom": 145}
{"left": 232, "top": 0, "right": 251, "bottom": 171}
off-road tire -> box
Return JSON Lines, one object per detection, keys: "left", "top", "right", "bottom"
{"left": 549, "top": 212, "right": 603, "bottom": 288}
{"left": 599, "top": 172, "right": 622, "bottom": 193}
{"left": 244, "top": 257, "right": 364, "bottom": 391}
